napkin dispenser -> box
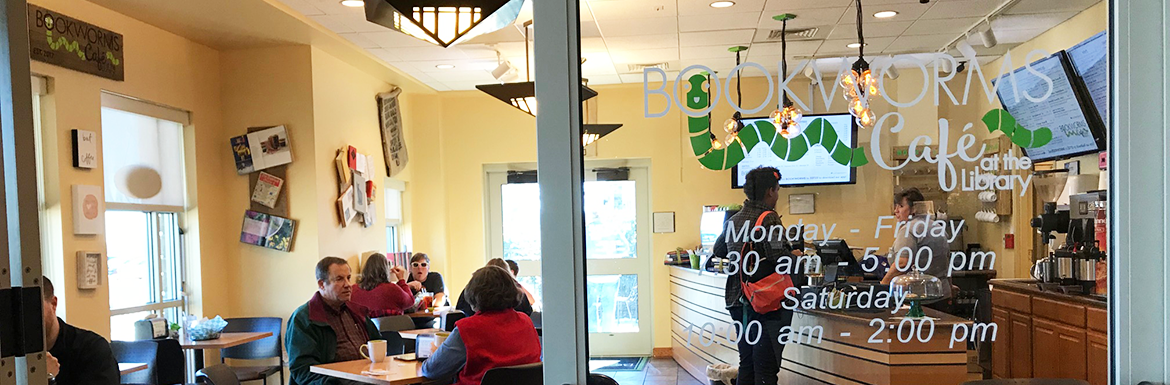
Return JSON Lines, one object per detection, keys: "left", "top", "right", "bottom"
{"left": 134, "top": 318, "right": 169, "bottom": 340}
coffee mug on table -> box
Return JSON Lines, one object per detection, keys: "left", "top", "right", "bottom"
{"left": 360, "top": 339, "right": 388, "bottom": 363}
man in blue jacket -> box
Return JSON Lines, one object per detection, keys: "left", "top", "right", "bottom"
{"left": 286, "top": 257, "right": 381, "bottom": 385}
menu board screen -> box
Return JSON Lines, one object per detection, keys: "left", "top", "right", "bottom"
{"left": 1066, "top": 31, "right": 1109, "bottom": 127}
{"left": 732, "top": 113, "right": 856, "bottom": 187}
{"left": 996, "top": 53, "right": 1103, "bottom": 162}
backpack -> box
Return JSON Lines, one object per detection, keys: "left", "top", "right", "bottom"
{"left": 738, "top": 210, "right": 796, "bottom": 314}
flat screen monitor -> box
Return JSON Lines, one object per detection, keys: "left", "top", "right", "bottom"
{"left": 814, "top": 239, "right": 859, "bottom": 281}
{"left": 699, "top": 210, "right": 733, "bottom": 250}
{"left": 731, "top": 113, "right": 857, "bottom": 188}
{"left": 994, "top": 52, "right": 1106, "bottom": 162}
{"left": 1065, "top": 31, "right": 1109, "bottom": 128}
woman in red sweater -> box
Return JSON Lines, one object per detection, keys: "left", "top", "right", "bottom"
{"left": 351, "top": 253, "right": 415, "bottom": 317}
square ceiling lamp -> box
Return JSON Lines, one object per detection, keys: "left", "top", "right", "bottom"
{"left": 582, "top": 123, "right": 622, "bottom": 146}
{"left": 365, "top": 0, "right": 526, "bottom": 47}
{"left": 475, "top": 81, "right": 598, "bottom": 116}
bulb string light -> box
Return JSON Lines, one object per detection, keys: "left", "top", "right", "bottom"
{"left": 721, "top": 48, "right": 748, "bottom": 150}
{"left": 770, "top": 14, "right": 803, "bottom": 139}
{"left": 840, "top": 0, "right": 879, "bottom": 128}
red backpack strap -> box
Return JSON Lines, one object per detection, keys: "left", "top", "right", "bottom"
{"left": 738, "top": 210, "right": 776, "bottom": 285}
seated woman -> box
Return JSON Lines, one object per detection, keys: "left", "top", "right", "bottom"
{"left": 455, "top": 259, "right": 533, "bottom": 317}
{"left": 350, "top": 253, "right": 415, "bottom": 317}
{"left": 420, "top": 265, "right": 542, "bottom": 384}
{"left": 407, "top": 253, "right": 447, "bottom": 306}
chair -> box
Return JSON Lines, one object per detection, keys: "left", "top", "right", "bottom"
{"left": 111, "top": 340, "right": 158, "bottom": 385}
{"left": 205, "top": 317, "right": 284, "bottom": 385}
{"left": 481, "top": 363, "right": 543, "bottom": 385}
{"left": 587, "top": 373, "right": 619, "bottom": 385}
{"left": 962, "top": 380, "right": 1091, "bottom": 385}
{"left": 440, "top": 311, "right": 465, "bottom": 331}
{"left": 153, "top": 339, "right": 187, "bottom": 385}
{"left": 529, "top": 311, "right": 542, "bottom": 328}
{"left": 197, "top": 364, "right": 242, "bottom": 385}
{"left": 373, "top": 315, "right": 417, "bottom": 354}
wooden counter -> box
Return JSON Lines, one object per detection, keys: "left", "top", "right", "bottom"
{"left": 989, "top": 279, "right": 1107, "bottom": 385}
{"left": 670, "top": 266, "right": 971, "bottom": 385}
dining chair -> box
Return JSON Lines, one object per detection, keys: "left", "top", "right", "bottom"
{"left": 587, "top": 373, "right": 619, "bottom": 385}
{"left": 204, "top": 317, "right": 284, "bottom": 385}
{"left": 372, "top": 315, "right": 416, "bottom": 331}
{"left": 196, "top": 364, "right": 242, "bottom": 385}
{"left": 153, "top": 339, "right": 187, "bottom": 385}
{"left": 111, "top": 340, "right": 158, "bottom": 384}
{"left": 529, "top": 311, "right": 542, "bottom": 328}
{"left": 439, "top": 311, "right": 465, "bottom": 331}
{"left": 372, "top": 315, "right": 418, "bottom": 354}
{"left": 481, "top": 362, "right": 542, "bottom": 385}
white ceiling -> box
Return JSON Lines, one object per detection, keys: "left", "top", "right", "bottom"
{"left": 276, "top": 0, "right": 1102, "bottom": 91}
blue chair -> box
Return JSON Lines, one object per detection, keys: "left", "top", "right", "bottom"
{"left": 204, "top": 317, "right": 284, "bottom": 385}
{"left": 197, "top": 364, "right": 242, "bottom": 385}
{"left": 111, "top": 340, "right": 158, "bottom": 385}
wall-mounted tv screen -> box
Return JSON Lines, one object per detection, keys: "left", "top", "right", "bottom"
{"left": 731, "top": 113, "right": 857, "bottom": 188}
{"left": 1066, "top": 31, "right": 1109, "bottom": 128}
{"left": 994, "top": 52, "right": 1106, "bottom": 162}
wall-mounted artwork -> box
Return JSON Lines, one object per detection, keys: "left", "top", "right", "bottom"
{"left": 72, "top": 184, "right": 104, "bottom": 235}
{"left": 377, "top": 88, "right": 408, "bottom": 177}
{"left": 71, "top": 129, "right": 98, "bottom": 169}
{"left": 76, "top": 251, "right": 103, "bottom": 289}
{"left": 230, "top": 125, "right": 293, "bottom": 174}
{"left": 240, "top": 210, "right": 296, "bottom": 252}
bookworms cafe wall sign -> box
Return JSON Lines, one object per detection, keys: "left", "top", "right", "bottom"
{"left": 644, "top": 51, "right": 1064, "bottom": 194}
{"left": 27, "top": 4, "right": 124, "bottom": 81}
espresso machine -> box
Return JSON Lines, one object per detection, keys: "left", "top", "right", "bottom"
{"left": 1068, "top": 192, "right": 1107, "bottom": 294}
{"left": 1030, "top": 171, "right": 1070, "bottom": 285}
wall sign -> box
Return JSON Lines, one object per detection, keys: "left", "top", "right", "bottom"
{"left": 28, "top": 5, "right": 124, "bottom": 81}
{"left": 71, "top": 129, "right": 97, "bottom": 168}
{"left": 377, "top": 87, "right": 408, "bottom": 177}
{"left": 72, "top": 184, "right": 104, "bottom": 235}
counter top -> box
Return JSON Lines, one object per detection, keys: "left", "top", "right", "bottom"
{"left": 990, "top": 278, "right": 1107, "bottom": 308}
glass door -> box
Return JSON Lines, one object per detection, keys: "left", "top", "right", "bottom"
{"left": 486, "top": 161, "right": 653, "bottom": 356}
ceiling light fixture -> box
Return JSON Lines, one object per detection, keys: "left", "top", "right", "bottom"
{"left": 840, "top": 0, "right": 878, "bottom": 128}
{"left": 721, "top": 47, "right": 749, "bottom": 149}
{"left": 846, "top": 42, "right": 866, "bottom": 49}
{"left": 709, "top": 1, "right": 736, "bottom": 8}
{"left": 340, "top": 0, "right": 365, "bottom": 7}
{"left": 978, "top": 21, "right": 998, "bottom": 48}
{"left": 364, "top": 0, "right": 524, "bottom": 48}
{"left": 477, "top": 21, "right": 598, "bottom": 117}
{"left": 873, "top": 10, "right": 898, "bottom": 18}
{"left": 435, "top": 64, "right": 456, "bottom": 69}
{"left": 768, "top": 14, "right": 803, "bottom": 139}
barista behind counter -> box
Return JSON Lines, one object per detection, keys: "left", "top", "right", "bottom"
{"left": 880, "top": 188, "right": 954, "bottom": 312}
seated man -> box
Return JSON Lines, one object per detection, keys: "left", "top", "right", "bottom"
{"left": 42, "top": 276, "right": 119, "bottom": 385}
{"left": 287, "top": 257, "right": 382, "bottom": 385}
{"left": 421, "top": 266, "right": 542, "bottom": 385}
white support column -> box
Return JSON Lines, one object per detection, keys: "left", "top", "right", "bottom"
{"left": 534, "top": 0, "right": 588, "bottom": 384}
{"left": 1112, "top": 0, "right": 1169, "bottom": 384}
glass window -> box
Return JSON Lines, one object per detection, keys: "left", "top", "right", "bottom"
{"left": 501, "top": 181, "right": 638, "bottom": 261}
{"left": 586, "top": 274, "right": 638, "bottom": 333}
{"left": 106, "top": 211, "right": 185, "bottom": 335}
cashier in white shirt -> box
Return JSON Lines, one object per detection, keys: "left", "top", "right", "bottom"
{"left": 880, "top": 188, "right": 954, "bottom": 312}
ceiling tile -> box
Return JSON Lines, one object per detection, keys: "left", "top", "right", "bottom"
{"left": 346, "top": 17, "right": 389, "bottom": 33}
{"left": 339, "top": 32, "right": 378, "bottom": 49}
{"left": 390, "top": 45, "right": 470, "bottom": 61}
{"left": 596, "top": 17, "right": 678, "bottom": 37}
{"left": 582, "top": 38, "right": 608, "bottom": 53}
{"left": 757, "top": 7, "right": 846, "bottom": 31}
{"left": 582, "top": 22, "right": 604, "bottom": 38}
{"left": 423, "top": 70, "right": 497, "bottom": 84}
{"left": 588, "top": 0, "right": 677, "bottom": 21}
{"left": 364, "top": 31, "right": 433, "bottom": 49}
{"left": 457, "top": 45, "right": 501, "bottom": 60}
{"left": 763, "top": 0, "right": 852, "bottom": 11}
{"left": 584, "top": 74, "right": 623, "bottom": 85}
{"left": 678, "top": 12, "right": 763, "bottom": 32}
{"left": 609, "top": 48, "right": 680, "bottom": 64}
{"left": 992, "top": 12, "right": 1078, "bottom": 31}
{"left": 840, "top": 2, "right": 931, "bottom": 22}
{"left": 606, "top": 34, "right": 680, "bottom": 51}
{"left": 1005, "top": 0, "right": 1101, "bottom": 15}
{"left": 901, "top": 17, "right": 982, "bottom": 36}
{"left": 919, "top": 0, "right": 1001, "bottom": 19}
{"left": 304, "top": 0, "right": 363, "bottom": 15}
{"left": 277, "top": 0, "right": 325, "bottom": 16}
{"left": 815, "top": 36, "right": 895, "bottom": 56}
{"left": 367, "top": 48, "right": 402, "bottom": 62}
{"left": 464, "top": 25, "right": 525, "bottom": 45}
{"left": 680, "top": 29, "right": 757, "bottom": 46}
{"left": 827, "top": 20, "right": 912, "bottom": 39}
{"left": 582, "top": 52, "right": 620, "bottom": 75}
{"left": 677, "top": 0, "right": 767, "bottom": 16}
{"left": 681, "top": 45, "right": 741, "bottom": 60}
{"left": 309, "top": 14, "right": 357, "bottom": 33}
{"left": 744, "top": 40, "right": 822, "bottom": 57}
{"left": 440, "top": 81, "right": 482, "bottom": 91}
{"left": 883, "top": 34, "right": 955, "bottom": 53}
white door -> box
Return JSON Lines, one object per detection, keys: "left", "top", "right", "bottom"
{"left": 486, "top": 159, "right": 653, "bottom": 356}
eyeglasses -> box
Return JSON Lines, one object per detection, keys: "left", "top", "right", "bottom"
{"left": 412, "top": 262, "right": 428, "bottom": 268}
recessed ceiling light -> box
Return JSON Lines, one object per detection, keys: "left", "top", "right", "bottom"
{"left": 846, "top": 42, "right": 868, "bottom": 49}
{"left": 873, "top": 10, "right": 899, "bottom": 18}
{"left": 435, "top": 64, "right": 456, "bottom": 69}
{"left": 340, "top": 0, "right": 364, "bottom": 7}
{"left": 709, "top": 1, "right": 735, "bottom": 8}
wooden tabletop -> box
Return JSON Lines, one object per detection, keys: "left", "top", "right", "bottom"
{"left": 398, "top": 328, "right": 444, "bottom": 340}
{"left": 118, "top": 363, "right": 147, "bottom": 375}
{"left": 180, "top": 331, "right": 273, "bottom": 349}
{"left": 310, "top": 356, "right": 428, "bottom": 385}
{"left": 406, "top": 311, "right": 439, "bottom": 318}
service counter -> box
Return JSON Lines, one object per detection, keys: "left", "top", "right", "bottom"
{"left": 669, "top": 266, "right": 972, "bottom": 385}
{"left": 989, "top": 279, "right": 1108, "bottom": 385}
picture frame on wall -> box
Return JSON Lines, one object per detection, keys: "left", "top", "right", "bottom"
{"left": 71, "top": 129, "right": 98, "bottom": 169}
{"left": 77, "top": 251, "right": 103, "bottom": 289}
{"left": 72, "top": 184, "right": 104, "bottom": 235}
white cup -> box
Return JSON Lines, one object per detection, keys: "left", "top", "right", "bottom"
{"left": 360, "top": 339, "right": 387, "bottom": 363}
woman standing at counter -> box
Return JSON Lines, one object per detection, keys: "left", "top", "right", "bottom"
{"left": 880, "top": 188, "right": 953, "bottom": 312}
{"left": 407, "top": 253, "right": 447, "bottom": 306}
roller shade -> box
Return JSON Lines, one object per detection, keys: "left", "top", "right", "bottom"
{"left": 100, "top": 96, "right": 188, "bottom": 212}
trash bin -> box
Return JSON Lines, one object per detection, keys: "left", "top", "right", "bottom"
{"left": 706, "top": 363, "right": 737, "bottom": 385}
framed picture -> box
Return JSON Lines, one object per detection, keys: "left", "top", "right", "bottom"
{"left": 72, "top": 185, "right": 104, "bottom": 235}
{"left": 77, "top": 251, "right": 103, "bottom": 289}
{"left": 71, "top": 129, "right": 98, "bottom": 169}
{"left": 788, "top": 193, "right": 815, "bottom": 215}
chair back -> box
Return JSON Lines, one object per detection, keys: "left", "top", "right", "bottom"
{"left": 378, "top": 331, "right": 408, "bottom": 355}
{"left": 153, "top": 339, "right": 186, "bottom": 385}
{"left": 197, "top": 364, "right": 243, "bottom": 385}
{"left": 481, "top": 362, "right": 543, "bottom": 385}
{"left": 588, "top": 373, "right": 620, "bottom": 385}
{"left": 220, "top": 317, "right": 283, "bottom": 361}
{"left": 440, "top": 311, "right": 465, "bottom": 331}
{"left": 111, "top": 340, "right": 158, "bottom": 384}
{"left": 372, "top": 315, "right": 416, "bottom": 332}
{"left": 529, "top": 311, "right": 542, "bottom": 328}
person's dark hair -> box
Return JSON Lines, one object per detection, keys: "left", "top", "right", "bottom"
{"left": 465, "top": 266, "right": 521, "bottom": 312}
{"left": 316, "top": 256, "right": 348, "bottom": 282}
{"left": 486, "top": 258, "right": 508, "bottom": 271}
{"left": 410, "top": 253, "right": 430, "bottom": 264}
{"left": 505, "top": 260, "right": 519, "bottom": 276}
{"left": 42, "top": 276, "right": 54, "bottom": 301}
{"left": 359, "top": 254, "right": 391, "bottom": 291}
{"left": 744, "top": 167, "right": 781, "bottom": 201}
{"left": 894, "top": 188, "right": 926, "bottom": 207}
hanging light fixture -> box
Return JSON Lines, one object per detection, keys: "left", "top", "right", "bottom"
{"left": 768, "top": 14, "right": 803, "bottom": 138}
{"left": 839, "top": 0, "right": 879, "bottom": 128}
{"left": 476, "top": 21, "right": 599, "bottom": 116}
{"left": 722, "top": 46, "right": 749, "bottom": 148}
{"left": 700, "top": 72, "right": 725, "bottom": 154}
{"left": 364, "top": 0, "right": 525, "bottom": 48}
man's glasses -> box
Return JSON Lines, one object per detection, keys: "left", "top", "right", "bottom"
{"left": 412, "top": 263, "right": 428, "bottom": 268}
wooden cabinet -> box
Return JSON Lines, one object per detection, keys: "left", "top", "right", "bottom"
{"left": 990, "top": 280, "right": 1106, "bottom": 382}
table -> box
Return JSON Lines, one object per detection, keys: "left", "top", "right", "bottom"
{"left": 311, "top": 356, "right": 429, "bottom": 385}
{"left": 398, "top": 328, "right": 444, "bottom": 340}
{"left": 406, "top": 311, "right": 439, "bottom": 318}
{"left": 119, "top": 363, "right": 147, "bottom": 376}
{"left": 180, "top": 332, "right": 273, "bottom": 371}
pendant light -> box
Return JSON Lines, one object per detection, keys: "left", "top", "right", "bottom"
{"left": 722, "top": 46, "right": 749, "bottom": 148}
{"left": 840, "top": 0, "right": 879, "bottom": 128}
{"left": 476, "top": 21, "right": 599, "bottom": 116}
{"left": 767, "top": 14, "right": 803, "bottom": 138}
{"left": 364, "top": 0, "right": 526, "bottom": 48}
{"left": 704, "top": 72, "right": 725, "bottom": 153}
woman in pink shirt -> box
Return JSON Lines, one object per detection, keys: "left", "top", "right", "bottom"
{"left": 351, "top": 253, "right": 415, "bottom": 317}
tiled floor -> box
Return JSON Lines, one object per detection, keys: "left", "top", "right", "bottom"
{"left": 593, "top": 358, "right": 707, "bottom": 385}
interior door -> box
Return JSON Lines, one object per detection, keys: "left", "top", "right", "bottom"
{"left": 486, "top": 160, "right": 653, "bottom": 356}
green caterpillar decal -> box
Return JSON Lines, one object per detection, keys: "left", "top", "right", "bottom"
{"left": 685, "top": 74, "right": 868, "bottom": 170}
{"left": 45, "top": 31, "right": 121, "bottom": 66}
{"left": 982, "top": 109, "right": 1052, "bottom": 148}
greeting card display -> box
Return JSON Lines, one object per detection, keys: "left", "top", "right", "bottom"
{"left": 231, "top": 125, "right": 293, "bottom": 174}
{"left": 240, "top": 210, "right": 296, "bottom": 252}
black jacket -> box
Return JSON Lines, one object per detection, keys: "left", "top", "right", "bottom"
{"left": 49, "top": 317, "right": 119, "bottom": 385}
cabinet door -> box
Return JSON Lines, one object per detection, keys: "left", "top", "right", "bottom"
{"left": 1056, "top": 321, "right": 1088, "bottom": 380}
{"left": 992, "top": 308, "right": 1011, "bottom": 378}
{"left": 1087, "top": 331, "right": 1108, "bottom": 385}
{"left": 1010, "top": 312, "right": 1033, "bottom": 377}
{"left": 1032, "top": 318, "right": 1058, "bottom": 378}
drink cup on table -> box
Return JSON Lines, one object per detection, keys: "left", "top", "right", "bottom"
{"left": 360, "top": 340, "right": 387, "bottom": 363}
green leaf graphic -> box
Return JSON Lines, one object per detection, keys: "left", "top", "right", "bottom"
{"left": 982, "top": 109, "right": 1053, "bottom": 148}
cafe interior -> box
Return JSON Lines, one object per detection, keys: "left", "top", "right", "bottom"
{"left": 10, "top": 0, "right": 1142, "bottom": 384}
